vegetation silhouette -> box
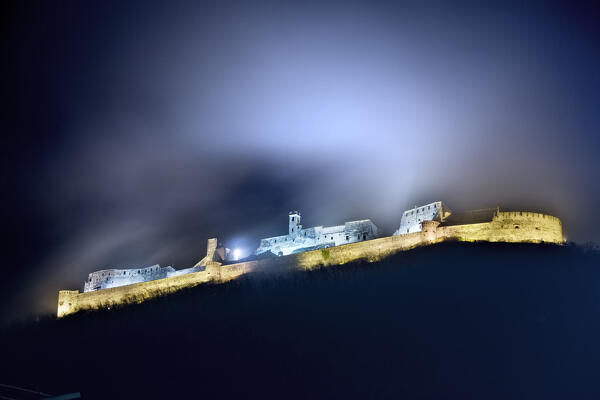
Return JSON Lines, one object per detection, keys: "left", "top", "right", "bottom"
{"left": 2, "top": 242, "right": 599, "bottom": 399}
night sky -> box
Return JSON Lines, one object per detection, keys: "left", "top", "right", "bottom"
{"left": 3, "top": 0, "right": 600, "bottom": 320}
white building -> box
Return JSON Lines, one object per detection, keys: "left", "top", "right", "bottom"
{"left": 394, "top": 201, "right": 452, "bottom": 235}
{"left": 84, "top": 264, "right": 177, "bottom": 292}
{"left": 255, "top": 211, "right": 379, "bottom": 256}
{"left": 84, "top": 239, "right": 228, "bottom": 292}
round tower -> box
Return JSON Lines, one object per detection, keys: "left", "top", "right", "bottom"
{"left": 421, "top": 220, "right": 440, "bottom": 242}
{"left": 289, "top": 211, "right": 301, "bottom": 237}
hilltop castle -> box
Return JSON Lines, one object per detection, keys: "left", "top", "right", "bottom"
{"left": 58, "top": 201, "right": 563, "bottom": 317}
{"left": 256, "top": 212, "right": 379, "bottom": 256}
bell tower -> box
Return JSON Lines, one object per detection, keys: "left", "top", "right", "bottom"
{"left": 289, "top": 211, "right": 302, "bottom": 237}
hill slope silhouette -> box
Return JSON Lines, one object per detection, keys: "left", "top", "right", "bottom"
{"left": 2, "top": 242, "right": 600, "bottom": 399}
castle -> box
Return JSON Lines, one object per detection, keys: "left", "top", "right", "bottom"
{"left": 255, "top": 212, "right": 379, "bottom": 256}
{"left": 58, "top": 201, "right": 563, "bottom": 317}
{"left": 83, "top": 238, "right": 228, "bottom": 293}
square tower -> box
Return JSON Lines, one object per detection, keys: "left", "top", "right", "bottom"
{"left": 289, "top": 211, "right": 302, "bottom": 237}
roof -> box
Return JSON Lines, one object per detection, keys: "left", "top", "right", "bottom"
{"left": 438, "top": 208, "right": 497, "bottom": 226}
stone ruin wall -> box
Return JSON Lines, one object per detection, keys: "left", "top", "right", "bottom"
{"left": 84, "top": 265, "right": 173, "bottom": 292}
{"left": 438, "top": 212, "right": 562, "bottom": 244}
{"left": 58, "top": 270, "right": 214, "bottom": 318}
{"left": 57, "top": 212, "right": 562, "bottom": 317}
{"left": 57, "top": 232, "right": 429, "bottom": 317}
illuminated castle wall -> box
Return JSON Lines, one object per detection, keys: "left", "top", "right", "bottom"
{"left": 83, "top": 238, "right": 227, "bottom": 293}
{"left": 84, "top": 265, "right": 176, "bottom": 292}
{"left": 437, "top": 211, "right": 563, "bottom": 243}
{"left": 255, "top": 211, "right": 379, "bottom": 256}
{"left": 392, "top": 201, "right": 562, "bottom": 245}
{"left": 58, "top": 203, "right": 563, "bottom": 318}
{"left": 394, "top": 201, "right": 452, "bottom": 235}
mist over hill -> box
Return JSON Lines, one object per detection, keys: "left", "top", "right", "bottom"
{"left": 2, "top": 242, "right": 600, "bottom": 399}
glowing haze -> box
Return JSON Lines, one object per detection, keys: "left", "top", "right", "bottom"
{"left": 3, "top": 0, "right": 600, "bottom": 319}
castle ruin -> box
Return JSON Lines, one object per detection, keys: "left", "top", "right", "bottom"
{"left": 58, "top": 201, "right": 563, "bottom": 317}
{"left": 256, "top": 211, "right": 379, "bottom": 256}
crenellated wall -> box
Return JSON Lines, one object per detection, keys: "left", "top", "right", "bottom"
{"left": 438, "top": 212, "right": 562, "bottom": 244}
{"left": 57, "top": 212, "right": 563, "bottom": 317}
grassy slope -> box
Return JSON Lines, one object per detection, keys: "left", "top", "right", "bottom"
{"left": 2, "top": 242, "right": 600, "bottom": 399}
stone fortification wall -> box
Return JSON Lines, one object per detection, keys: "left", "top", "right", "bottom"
{"left": 57, "top": 232, "right": 432, "bottom": 317}
{"left": 58, "top": 211, "right": 562, "bottom": 318}
{"left": 294, "top": 232, "right": 428, "bottom": 270}
{"left": 58, "top": 260, "right": 265, "bottom": 317}
{"left": 438, "top": 211, "right": 562, "bottom": 244}
{"left": 84, "top": 265, "right": 175, "bottom": 292}
{"left": 59, "top": 270, "right": 213, "bottom": 317}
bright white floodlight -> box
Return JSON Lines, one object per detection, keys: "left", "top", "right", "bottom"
{"left": 233, "top": 248, "right": 242, "bottom": 261}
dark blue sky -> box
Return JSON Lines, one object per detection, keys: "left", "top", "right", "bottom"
{"left": 3, "top": 0, "right": 600, "bottom": 318}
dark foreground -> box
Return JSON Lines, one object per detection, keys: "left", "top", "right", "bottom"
{"left": 2, "top": 242, "right": 600, "bottom": 399}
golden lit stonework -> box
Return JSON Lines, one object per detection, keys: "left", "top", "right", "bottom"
{"left": 57, "top": 205, "right": 563, "bottom": 318}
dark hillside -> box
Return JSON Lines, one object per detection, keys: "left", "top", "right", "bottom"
{"left": 2, "top": 242, "right": 600, "bottom": 399}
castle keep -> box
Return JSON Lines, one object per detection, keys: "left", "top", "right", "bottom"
{"left": 58, "top": 202, "right": 563, "bottom": 317}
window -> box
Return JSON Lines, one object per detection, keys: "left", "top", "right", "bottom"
{"left": 346, "top": 235, "right": 349, "bottom": 241}
{"left": 331, "top": 236, "right": 333, "bottom": 240}
{"left": 292, "top": 217, "right": 295, "bottom": 222}
{"left": 428, "top": 206, "right": 430, "bottom": 210}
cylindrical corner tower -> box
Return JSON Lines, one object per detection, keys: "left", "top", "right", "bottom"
{"left": 421, "top": 220, "right": 440, "bottom": 242}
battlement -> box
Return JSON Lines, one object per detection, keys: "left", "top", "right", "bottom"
{"left": 495, "top": 211, "right": 561, "bottom": 221}
{"left": 436, "top": 209, "right": 563, "bottom": 244}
